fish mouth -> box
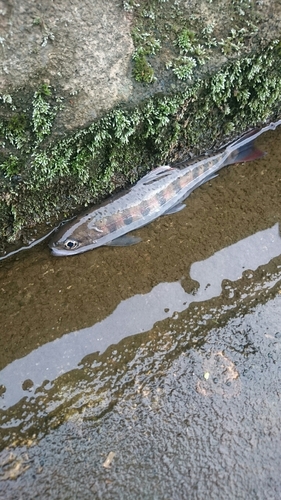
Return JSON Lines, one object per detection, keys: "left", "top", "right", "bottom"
{"left": 50, "top": 247, "right": 80, "bottom": 257}
{"left": 49, "top": 242, "right": 92, "bottom": 257}
{"left": 50, "top": 246, "right": 68, "bottom": 257}
{"left": 48, "top": 241, "right": 72, "bottom": 257}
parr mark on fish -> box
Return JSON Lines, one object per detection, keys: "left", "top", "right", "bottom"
{"left": 48, "top": 121, "right": 280, "bottom": 257}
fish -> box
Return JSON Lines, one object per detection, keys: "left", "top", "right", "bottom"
{"left": 49, "top": 122, "right": 279, "bottom": 257}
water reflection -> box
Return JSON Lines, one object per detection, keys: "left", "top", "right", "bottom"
{"left": 1, "top": 223, "right": 280, "bottom": 410}
{"left": 190, "top": 221, "right": 281, "bottom": 298}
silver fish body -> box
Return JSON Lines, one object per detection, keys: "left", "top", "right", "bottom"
{"left": 49, "top": 126, "right": 267, "bottom": 257}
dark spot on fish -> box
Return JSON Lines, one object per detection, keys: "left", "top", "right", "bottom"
{"left": 173, "top": 177, "right": 182, "bottom": 193}
{"left": 156, "top": 191, "right": 166, "bottom": 207}
{"left": 104, "top": 216, "right": 119, "bottom": 233}
{"left": 140, "top": 201, "right": 150, "bottom": 217}
{"left": 123, "top": 210, "right": 134, "bottom": 225}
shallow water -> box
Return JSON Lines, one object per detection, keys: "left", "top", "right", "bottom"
{"left": 0, "top": 127, "right": 281, "bottom": 499}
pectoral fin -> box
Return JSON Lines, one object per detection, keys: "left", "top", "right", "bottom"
{"left": 106, "top": 235, "right": 142, "bottom": 246}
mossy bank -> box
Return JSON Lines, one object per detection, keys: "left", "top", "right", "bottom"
{"left": 1, "top": 0, "right": 281, "bottom": 252}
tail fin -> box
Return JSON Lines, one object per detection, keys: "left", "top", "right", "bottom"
{"left": 225, "top": 128, "right": 265, "bottom": 167}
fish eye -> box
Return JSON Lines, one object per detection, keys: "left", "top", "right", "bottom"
{"left": 64, "top": 239, "right": 80, "bottom": 250}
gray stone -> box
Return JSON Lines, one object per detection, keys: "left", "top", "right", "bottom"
{"left": 0, "top": 0, "right": 134, "bottom": 130}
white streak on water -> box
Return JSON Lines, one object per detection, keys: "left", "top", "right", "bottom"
{"left": 0, "top": 223, "right": 280, "bottom": 409}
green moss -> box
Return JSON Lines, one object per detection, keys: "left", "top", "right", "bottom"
{"left": 131, "top": 30, "right": 161, "bottom": 83}
{"left": 0, "top": 113, "right": 30, "bottom": 150}
{"left": 124, "top": 0, "right": 263, "bottom": 84}
{"left": 133, "top": 51, "right": 155, "bottom": 83}
{"left": 176, "top": 28, "right": 196, "bottom": 53}
{"left": 1, "top": 39, "right": 281, "bottom": 247}
{"left": 0, "top": 84, "right": 60, "bottom": 160}
{"left": 1, "top": 155, "right": 21, "bottom": 176}
{"left": 38, "top": 83, "right": 52, "bottom": 97}
{"left": 169, "top": 56, "right": 197, "bottom": 80}
{"left": 32, "top": 85, "right": 58, "bottom": 143}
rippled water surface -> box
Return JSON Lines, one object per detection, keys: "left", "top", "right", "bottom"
{"left": 0, "top": 128, "right": 281, "bottom": 499}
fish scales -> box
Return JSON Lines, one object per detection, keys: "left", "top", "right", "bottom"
{"left": 51, "top": 155, "right": 225, "bottom": 253}
{"left": 162, "top": 177, "right": 182, "bottom": 201}
{"left": 105, "top": 204, "right": 145, "bottom": 233}
{"left": 50, "top": 121, "right": 273, "bottom": 256}
{"left": 90, "top": 162, "right": 215, "bottom": 240}
{"left": 107, "top": 165, "right": 199, "bottom": 222}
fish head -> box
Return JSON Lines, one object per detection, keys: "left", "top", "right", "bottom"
{"left": 49, "top": 212, "right": 109, "bottom": 256}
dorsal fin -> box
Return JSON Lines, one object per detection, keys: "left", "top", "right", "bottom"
{"left": 137, "top": 165, "right": 175, "bottom": 186}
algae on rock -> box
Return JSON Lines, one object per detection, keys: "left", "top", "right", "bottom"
{"left": 1, "top": 0, "right": 281, "bottom": 251}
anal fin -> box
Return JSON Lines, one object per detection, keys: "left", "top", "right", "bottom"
{"left": 164, "top": 203, "right": 186, "bottom": 215}
{"left": 106, "top": 235, "right": 142, "bottom": 246}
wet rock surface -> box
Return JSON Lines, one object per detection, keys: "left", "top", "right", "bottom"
{"left": 0, "top": 0, "right": 134, "bottom": 129}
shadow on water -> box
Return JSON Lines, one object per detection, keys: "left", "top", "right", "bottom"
{"left": 0, "top": 127, "right": 281, "bottom": 498}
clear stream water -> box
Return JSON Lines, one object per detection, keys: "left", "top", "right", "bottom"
{"left": 0, "top": 127, "right": 281, "bottom": 499}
